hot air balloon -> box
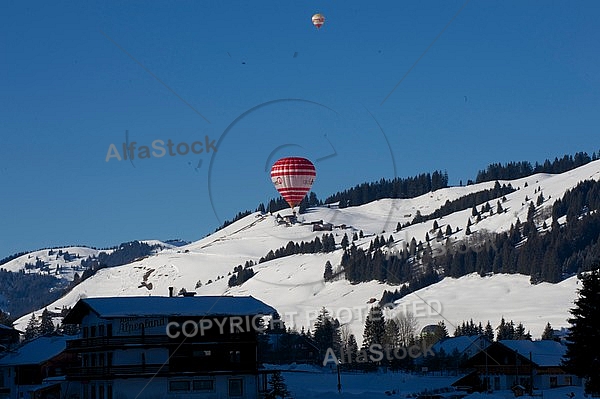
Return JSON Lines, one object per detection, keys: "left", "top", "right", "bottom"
{"left": 270, "top": 157, "right": 316, "bottom": 215}
{"left": 312, "top": 13, "right": 325, "bottom": 29}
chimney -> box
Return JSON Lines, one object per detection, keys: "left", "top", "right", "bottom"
{"left": 168, "top": 286, "right": 174, "bottom": 297}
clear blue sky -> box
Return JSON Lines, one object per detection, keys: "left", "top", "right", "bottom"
{"left": 1, "top": 1, "right": 599, "bottom": 257}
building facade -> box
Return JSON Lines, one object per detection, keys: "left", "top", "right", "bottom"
{"left": 63, "top": 295, "right": 276, "bottom": 399}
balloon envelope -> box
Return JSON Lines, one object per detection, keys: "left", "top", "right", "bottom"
{"left": 312, "top": 13, "right": 325, "bottom": 29}
{"left": 270, "top": 157, "right": 316, "bottom": 209}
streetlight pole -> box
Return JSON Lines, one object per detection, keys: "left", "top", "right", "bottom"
{"left": 337, "top": 360, "right": 342, "bottom": 394}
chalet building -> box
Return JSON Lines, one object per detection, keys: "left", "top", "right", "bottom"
{"left": 0, "top": 334, "right": 79, "bottom": 399}
{"left": 62, "top": 295, "right": 276, "bottom": 399}
{"left": 454, "top": 340, "right": 582, "bottom": 392}
{"left": 0, "top": 325, "right": 20, "bottom": 352}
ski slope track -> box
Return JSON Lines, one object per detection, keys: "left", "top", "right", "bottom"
{"left": 14, "top": 160, "right": 600, "bottom": 343}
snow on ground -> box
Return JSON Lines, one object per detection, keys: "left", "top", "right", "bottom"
{"left": 282, "top": 368, "right": 457, "bottom": 398}
{"left": 279, "top": 369, "right": 585, "bottom": 399}
{"left": 1, "top": 246, "right": 106, "bottom": 281}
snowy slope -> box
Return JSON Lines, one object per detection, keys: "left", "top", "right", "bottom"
{"left": 13, "top": 160, "right": 600, "bottom": 342}
{"left": 1, "top": 246, "right": 108, "bottom": 281}
{"left": 1, "top": 241, "right": 175, "bottom": 282}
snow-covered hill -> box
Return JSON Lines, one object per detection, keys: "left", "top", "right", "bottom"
{"left": 1, "top": 240, "right": 176, "bottom": 282}
{"left": 1, "top": 246, "right": 108, "bottom": 281}
{"left": 13, "top": 160, "right": 600, "bottom": 342}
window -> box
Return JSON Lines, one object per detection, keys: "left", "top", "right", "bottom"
{"left": 229, "top": 350, "right": 241, "bottom": 363}
{"left": 169, "top": 380, "right": 190, "bottom": 392}
{"left": 106, "top": 384, "right": 113, "bottom": 399}
{"left": 83, "top": 327, "right": 89, "bottom": 338}
{"left": 229, "top": 378, "right": 244, "bottom": 397}
{"left": 0, "top": 371, "right": 4, "bottom": 387}
{"left": 550, "top": 377, "right": 558, "bottom": 388}
{"left": 90, "top": 384, "right": 96, "bottom": 399}
{"left": 193, "top": 379, "right": 215, "bottom": 391}
{"left": 564, "top": 376, "right": 572, "bottom": 386}
{"left": 98, "top": 384, "right": 104, "bottom": 399}
{"left": 193, "top": 350, "right": 211, "bottom": 357}
{"left": 90, "top": 326, "right": 96, "bottom": 337}
{"left": 99, "top": 324, "right": 105, "bottom": 337}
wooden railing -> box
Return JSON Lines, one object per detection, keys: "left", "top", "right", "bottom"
{"left": 67, "top": 364, "right": 168, "bottom": 378}
{"left": 67, "top": 336, "right": 170, "bottom": 349}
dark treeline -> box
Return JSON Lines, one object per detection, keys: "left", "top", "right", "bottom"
{"left": 324, "top": 171, "right": 449, "bottom": 208}
{"left": 352, "top": 179, "right": 600, "bottom": 305}
{"left": 0, "top": 269, "right": 65, "bottom": 319}
{"left": 259, "top": 234, "right": 337, "bottom": 264}
{"left": 228, "top": 261, "right": 256, "bottom": 287}
{"left": 475, "top": 151, "right": 598, "bottom": 183}
{"left": 409, "top": 182, "right": 515, "bottom": 226}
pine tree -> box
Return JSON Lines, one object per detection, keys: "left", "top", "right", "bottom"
{"left": 383, "top": 319, "right": 400, "bottom": 350}
{"left": 484, "top": 321, "right": 495, "bottom": 341}
{"left": 362, "top": 306, "right": 386, "bottom": 350}
{"left": 341, "top": 233, "right": 349, "bottom": 250}
{"left": 347, "top": 334, "right": 359, "bottom": 364}
{"left": 541, "top": 322, "right": 554, "bottom": 340}
{"left": 39, "top": 308, "right": 55, "bottom": 335}
{"left": 313, "top": 307, "right": 341, "bottom": 357}
{"left": 24, "top": 313, "right": 40, "bottom": 341}
{"left": 266, "top": 371, "right": 291, "bottom": 399}
{"left": 563, "top": 270, "right": 600, "bottom": 394}
{"left": 445, "top": 225, "right": 452, "bottom": 236}
{"left": 323, "top": 261, "right": 334, "bottom": 282}
{"left": 527, "top": 202, "right": 536, "bottom": 222}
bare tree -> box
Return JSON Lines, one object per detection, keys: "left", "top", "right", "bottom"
{"left": 340, "top": 323, "right": 353, "bottom": 348}
{"left": 394, "top": 311, "right": 419, "bottom": 347}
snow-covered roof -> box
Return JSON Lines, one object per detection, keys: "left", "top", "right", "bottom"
{"left": 63, "top": 295, "right": 277, "bottom": 323}
{"left": 0, "top": 323, "right": 22, "bottom": 334}
{"left": 499, "top": 340, "right": 567, "bottom": 367}
{"left": 0, "top": 335, "right": 73, "bottom": 366}
{"left": 432, "top": 335, "right": 489, "bottom": 356}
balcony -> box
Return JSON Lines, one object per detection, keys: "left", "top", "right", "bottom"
{"left": 67, "top": 364, "right": 168, "bottom": 379}
{"left": 66, "top": 335, "right": 170, "bottom": 349}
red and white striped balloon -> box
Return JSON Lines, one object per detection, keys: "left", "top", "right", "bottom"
{"left": 270, "top": 157, "right": 316, "bottom": 209}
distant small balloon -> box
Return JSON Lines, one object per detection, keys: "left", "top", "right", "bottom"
{"left": 312, "top": 13, "right": 325, "bottom": 29}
